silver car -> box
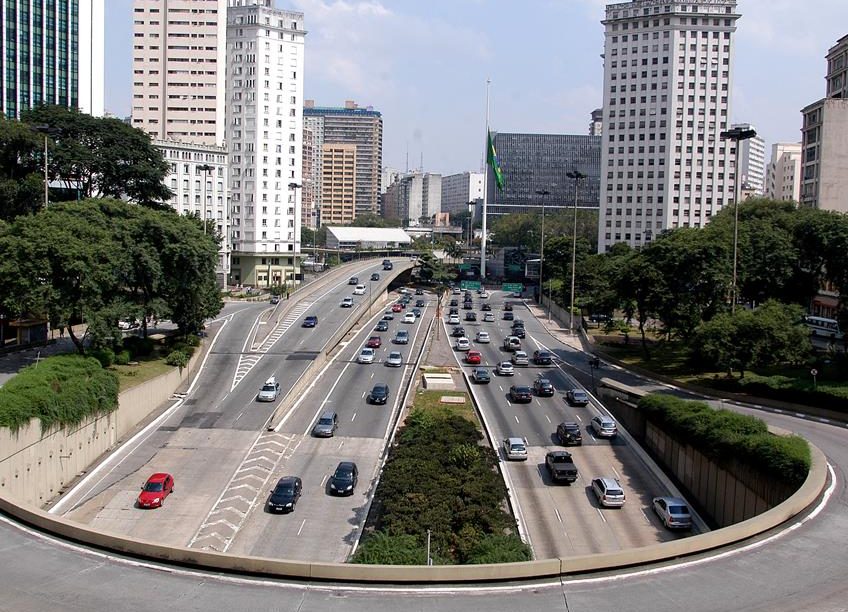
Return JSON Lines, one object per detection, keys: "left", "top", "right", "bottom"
{"left": 385, "top": 351, "right": 403, "bottom": 367}
{"left": 256, "top": 377, "right": 279, "bottom": 402}
{"left": 511, "top": 350, "right": 529, "bottom": 366}
{"left": 592, "top": 477, "right": 626, "bottom": 507}
{"left": 591, "top": 415, "right": 618, "bottom": 438}
{"left": 653, "top": 496, "right": 693, "bottom": 529}
{"left": 312, "top": 411, "right": 338, "bottom": 437}
{"left": 496, "top": 361, "right": 515, "bottom": 376}
{"left": 503, "top": 437, "right": 528, "bottom": 461}
{"left": 358, "top": 348, "right": 376, "bottom": 364}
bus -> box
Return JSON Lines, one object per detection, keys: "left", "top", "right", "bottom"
{"left": 804, "top": 315, "right": 843, "bottom": 340}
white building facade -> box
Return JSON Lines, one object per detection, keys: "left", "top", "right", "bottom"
{"left": 732, "top": 123, "right": 765, "bottom": 195}
{"left": 598, "top": 0, "right": 740, "bottom": 252}
{"left": 382, "top": 172, "right": 441, "bottom": 226}
{"left": 765, "top": 142, "right": 801, "bottom": 202}
{"left": 225, "top": 0, "right": 305, "bottom": 289}
{"left": 440, "top": 172, "right": 483, "bottom": 217}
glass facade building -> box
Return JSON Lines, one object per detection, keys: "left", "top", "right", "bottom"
{"left": 485, "top": 132, "right": 601, "bottom": 215}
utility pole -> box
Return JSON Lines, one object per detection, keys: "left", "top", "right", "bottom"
{"left": 534, "top": 189, "right": 550, "bottom": 320}
{"left": 566, "top": 170, "right": 586, "bottom": 334}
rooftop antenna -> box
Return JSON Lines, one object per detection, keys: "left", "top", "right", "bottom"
{"left": 405, "top": 142, "right": 409, "bottom": 174}
{"left": 420, "top": 151, "right": 424, "bottom": 173}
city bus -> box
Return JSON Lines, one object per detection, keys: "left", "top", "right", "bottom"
{"left": 804, "top": 315, "right": 843, "bottom": 340}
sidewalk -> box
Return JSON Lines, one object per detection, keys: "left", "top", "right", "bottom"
{"left": 522, "top": 301, "right": 588, "bottom": 353}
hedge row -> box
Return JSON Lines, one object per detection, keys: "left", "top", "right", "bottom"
{"left": 708, "top": 373, "right": 848, "bottom": 413}
{"left": 0, "top": 355, "right": 119, "bottom": 433}
{"left": 352, "top": 407, "right": 531, "bottom": 565}
{"left": 638, "top": 393, "right": 810, "bottom": 488}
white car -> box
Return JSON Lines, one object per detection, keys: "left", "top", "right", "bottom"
{"left": 256, "top": 376, "right": 280, "bottom": 402}
{"left": 402, "top": 312, "right": 416, "bottom": 324}
{"left": 591, "top": 415, "right": 618, "bottom": 438}
{"left": 503, "top": 437, "right": 528, "bottom": 461}
{"left": 358, "top": 348, "right": 376, "bottom": 364}
{"left": 341, "top": 297, "right": 354, "bottom": 308}
{"left": 385, "top": 351, "right": 403, "bottom": 367}
{"left": 496, "top": 361, "right": 515, "bottom": 376}
{"left": 476, "top": 331, "right": 490, "bottom": 343}
{"left": 455, "top": 337, "right": 471, "bottom": 351}
{"left": 480, "top": 290, "right": 489, "bottom": 299}
{"left": 353, "top": 284, "right": 366, "bottom": 295}
{"left": 511, "top": 350, "right": 529, "bottom": 366}
{"left": 448, "top": 314, "right": 460, "bottom": 325}
{"left": 483, "top": 312, "right": 495, "bottom": 322}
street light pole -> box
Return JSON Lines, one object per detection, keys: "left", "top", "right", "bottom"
{"left": 719, "top": 126, "right": 757, "bottom": 314}
{"left": 534, "top": 189, "right": 550, "bottom": 320}
{"left": 33, "top": 125, "right": 61, "bottom": 208}
{"left": 566, "top": 170, "right": 586, "bottom": 334}
{"left": 198, "top": 163, "right": 214, "bottom": 235}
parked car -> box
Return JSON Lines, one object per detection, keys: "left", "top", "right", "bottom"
{"left": 476, "top": 331, "right": 490, "bottom": 343}
{"left": 503, "top": 311, "right": 514, "bottom": 321}
{"left": 375, "top": 320, "right": 389, "bottom": 332}
{"left": 465, "top": 350, "right": 482, "bottom": 365}
{"left": 483, "top": 312, "right": 495, "bottom": 322}
{"left": 455, "top": 337, "right": 471, "bottom": 351}
{"left": 267, "top": 476, "right": 302, "bottom": 513}
{"left": 312, "top": 411, "right": 338, "bottom": 437}
{"left": 566, "top": 388, "right": 590, "bottom": 406}
{"left": 652, "top": 496, "right": 693, "bottom": 529}
{"left": 340, "top": 297, "right": 354, "bottom": 308}
{"left": 471, "top": 367, "right": 490, "bottom": 383}
{"left": 256, "top": 377, "right": 280, "bottom": 402}
{"left": 533, "top": 377, "right": 555, "bottom": 397}
{"left": 590, "top": 415, "right": 618, "bottom": 438}
{"left": 385, "top": 351, "right": 403, "bottom": 367}
{"left": 465, "top": 311, "right": 477, "bottom": 321}
{"left": 503, "top": 437, "right": 528, "bottom": 461}
{"left": 403, "top": 312, "right": 416, "bottom": 324}
{"left": 511, "top": 350, "right": 529, "bottom": 366}
{"left": 496, "top": 361, "right": 515, "bottom": 376}
{"left": 366, "top": 336, "right": 382, "bottom": 349}
{"left": 546, "top": 451, "right": 579, "bottom": 484}
{"left": 448, "top": 314, "right": 460, "bottom": 325}
{"left": 592, "top": 477, "right": 626, "bottom": 507}
{"left": 137, "top": 473, "right": 174, "bottom": 509}
{"left": 353, "top": 284, "right": 366, "bottom": 295}
{"left": 371, "top": 272, "right": 380, "bottom": 281}
{"left": 368, "top": 383, "right": 390, "bottom": 405}
{"left": 509, "top": 385, "right": 533, "bottom": 403}
{"left": 358, "top": 348, "right": 376, "bottom": 364}
{"left": 329, "top": 462, "right": 358, "bottom": 496}
{"left": 533, "top": 350, "right": 553, "bottom": 365}
{"left": 394, "top": 330, "right": 409, "bottom": 344}
{"left": 556, "top": 421, "right": 583, "bottom": 446}
{"left": 303, "top": 315, "right": 318, "bottom": 328}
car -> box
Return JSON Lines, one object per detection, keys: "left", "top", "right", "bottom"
{"left": 480, "top": 290, "right": 489, "bottom": 299}
{"left": 476, "top": 331, "right": 490, "bottom": 343}
{"left": 509, "top": 385, "right": 533, "bottom": 403}
{"left": 329, "top": 462, "right": 358, "bottom": 496}
{"left": 511, "top": 319, "right": 525, "bottom": 329}
{"left": 483, "top": 312, "right": 495, "bottom": 322}
{"left": 382, "top": 259, "right": 393, "bottom": 270}
{"left": 403, "top": 312, "right": 416, "bottom": 324}
{"left": 412, "top": 308, "right": 422, "bottom": 318}
{"left": 450, "top": 299, "right": 459, "bottom": 307}
{"left": 394, "top": 330, "right": 409, "bottom": 344}
{"left": 257, "top": 377, "right": 280, "bottom": 402}
{"left": 533, "top": 377, "right": 555, "bottom": 397}
{"left": 449, "top": 307, "right": 459, "bottom": 315}
{"left": 267, "top": 476, "right": 302, "bottom": 513}
{"left": 303, "top": 315, "right": 318, "bottom": 328}
{"left": 382, "top": 312, "right": 394, "bottom": 320}
{"left": 566, "top": 388, "right": 590, "bottom": 406}
{"left": 358, "top": 348, "right": 376, "bottom": 364}
{"left": 399, "top": 295, "right": 411, "bottom": 304}
{"left": 496, "top": 361, "right": 515, "bottom": 376}
{"left": 512, "top": 291, "right": 522, "bottom": 298}
{"left": 465, "top": 349, "right": 482, "bottom": 364}
{"left": 503, "top": 311, "right": 514, "bottom": 321}
{"left": 652, "top": 496, "right": 693, "bottom": 529}
{"left": 455, "top": 337, "right": 471, "bottom": 351}
{"left": 511, "top": 350, "right": 529, "bottom": 366}
{"left": 270, "top": 295, "right": 281, "bottom": 305}
{"left": 368, "top": 382, "right": 390, "bottom": 404}
{"left": 512, "top": 326, "right": 526, "bottom": 338}
{"left": 503, "top": 302, "right": 514, "bottom": 311}
{"left": 452, "top": 325, "right": 466, "bottom": 338}
{"left": 533, "top": 350, "right": 553, "bottom": 365}
{"left": 415, "top": 288, "right": 424, "bottom": 295}
{"left": 118, "top": 319, "right": 140, "bottom": 331}
{"left": 415, "top": 299, "right": 425, "bottom": 307}
{"left": 503, "top": 437, "right": 528, "bottom": 461}
{"left": 481, "top": 303, "right": 492, "bottom": 311}
{"left": 503, "top": 336, "right": 521, "bottom": 352}
{"left": 592, "top": 477, "right": 626, "bottom": 507}
{"left": 589, "top": 313, "right": 610, "bottom": 324}
{"left": 448, "top": 314, "right": 460, "bottom": 325}
{"left": 375, "top": 320, "right": 389, "bottom": 332}
{"left": 398, "top": 287, "right": 411, "bottom": 295}
{"left": 546, "top": 451, "right": 579, "bottom": 484}
{"left": 452, "top": 287, "right": 461, "bottom": 295}
{"left": 312, "top": 411, "right": 338, "bottom": 437}
{"left": 385, "top": 351, "right": 403, "bottom": 367}
{"left": 341, "top": 297, "right": 354, "bottom": 308}
{"left": 370, "top": 272, "right": 380, "bottom": 281}
{"left": 465, "top": 311, "right": 477, "bottom": 321}
{"left": 591, "top": 415, "right": 618, "bottom": 438}
{"left": 471, "top": 367, "right": 490, "bottom": 383}
{"left": 556, "top": 421, "right": 583, "bottom": 446}
{"left": 391, "top": 303, "right": 403, "bottom": 313}
{"left": 137, "top": 473, "right": 174, "bottom": 509}
{"left": 353, "top": 284, "right": 367, "bottom": 295}
{"left": 348, "top": 277, "right": 359, "bottom": 285}
{"left": 463, "top": 301, "right": 474, "bottom": 310}
{"left": 366, "top": 336, "right": 382, "bottom": 349}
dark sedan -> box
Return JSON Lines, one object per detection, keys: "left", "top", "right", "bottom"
{"left": 452, "top": 326, "right": 466, "bottom": 338}
{"left": 369, "top": 383, "right": 390, "bottom": 405}
{"left": 465, "top": 311, "right": 477, "bottom": 321}
{"left": 481, "top": 303, "right": 492, "bottom": 311}
{"left": 328, "top": 462, "right": 358, "bottom": 496}
{"left": 509, "top": 385, "right": 533, "bottom": 403}
{"left": 302, "top": 315, "right": 318, "bottom": 328}
{"left": 533, "top": 377, "right": 555, "bottom": 397}
{"left": 267, "top": 476, "right": 302, "bottom": 513}
{"left": 533, "top": 350, "right": 553, "bottom": 365}
{"left": 556, "top": 421, "right": 583, "bottom": 446}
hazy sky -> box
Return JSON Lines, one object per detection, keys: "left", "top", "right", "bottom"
{"left": 106, "top": 0, "right": 848, "bottom": 175}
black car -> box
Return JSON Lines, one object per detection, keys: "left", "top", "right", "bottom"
{"left": 504, "top": 303, "right": 514, "bottom": 311}
{"left": 452, "top": 326, "right": 466, "bottom": 338}
{"left": 415, "top": 299, "right": 425, "bottom": 307}
{"left": 511, "top": 320, "right": 525, "bottom": 329}
{"left": 371, "top": 273, "right": 380, "bottom": 281}
{"left": 533, "top": 377, "right": 555, "bottom": 397}
{"left": 533, "top": 350, "right": 553, "bottom": 365}
{"left": 450, "top": 299, "right": 459, "bottom": 307}
{"left": 328, "top": 462, "right": 358, "bottom": 496}
{"left": 509, "top": 385, "right": 533, "bottom": 403}
{"left": 512, "top": 327, "right": 525, "bottom": 338}
{"left": 369, "top": 383, "right": 390, "bottom": 404}
{"left": 471, "top": 368, "right": 491, "bottom": 384}
{"left": 463, "top": 301, "right": 474, "bottom": 309}
{"left": 449, "top": 307, "right": 459, "bottom": 315}
{"left": 412, "top": 308, "right": 422, "bottom": 318}
{"left": 556, "top": 421, "right": 583, "bottom": 446}
{"left": 267, "top": 476, "right": 302, "bottom": 513}
{"left": 465, "top": 311, "right": 477, "bottom": 321}
{"left": 303, "top": 315, "right": 318, "bottom": 328}
{"left": 375, "top": 320, "right": 389, "bottom": 332}
{"left": 415, "top": 288, "right": 424, "bottom": 295}
{"left": 503, "top": 311, "right": 514, "bottom": 321}
{"left": 481, "top": 303, "right": 492, "bottom": 311}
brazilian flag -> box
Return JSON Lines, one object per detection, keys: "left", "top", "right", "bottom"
{"left": 487, "top": 130, "right": 505, "bottom": 192}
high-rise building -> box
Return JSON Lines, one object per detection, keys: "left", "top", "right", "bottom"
{"left": 732, "top": 123, "right": 765, "bottom": 196}
{"left": 801, "top": 35, "right": 848, "bottom": 212}
{"left": 301, "top": 123, "right": 318, "bottom": 229}
{"left": 226, "top": 0, "right": 305, "bottom": 289}
{"left": 589, "top": 108, "right": 604, "bottom": 136}
{"left": 382, "top": 172, "right": 441, "bottom": 226}
{"left": 441, "top": 172, "right": 483, "bottom": 217}
{"left": 320, "top": 143, "right": 356, "bottom": 225}
{"left": 131, "top": 0, "right": 227, "bottom": 146}
{"left": 303, "top": 100, "right": 382, "bottom": 218}
{"left": 485, "top": 132, "right": 601, "bottom": 215}
{"left": 598, "top": 0, "right": 741, "bottom": 251}
{"left": 1, "top": 0, "right": 104, "bottom": 118}
{"left": 765, "top": 142, "right": 801, "bottom": 202}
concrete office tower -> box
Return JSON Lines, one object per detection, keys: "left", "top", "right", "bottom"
{"left": 303, "top": 100, "right": 383, "bottom": 218}
{"left": 732, "top": 123, "right": 765, "bottom": 195}
{"left": 382, "top": 172, "right": 441, "bottom": 226}
{"left": 321, "top": 143, "right": 356, "bottom": 225}
{"left": 381, "top": 167, "right": 399, "bottom": 194}
{"left": 590, "top": 108, "right": 604, "bottom": 135}
{"left": 441, "top": 172, "right": 483, "bottom": 217}
{"left": 765, "top": 143, "right": 801, "bottom": 202}
{"left": 226, "top": 0, "right": 305, "bottom": 289}
{"left": 801, "top": 35, "right": 848, "bottom": 211}
{"left": 1, "top": 0, "right": 104, "bottom": 118}
{"left": 131, "top": 0, "right": 227, "bottom": 145}
{"left": 301, "top": 123, "right": 318, "bottom": 229}
{"left": 598, "top": 0, "right": 741, "bottom": 251}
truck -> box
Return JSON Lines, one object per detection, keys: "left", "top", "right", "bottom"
{"left": 545, "top": 451, "right": 578, "bottom": 484}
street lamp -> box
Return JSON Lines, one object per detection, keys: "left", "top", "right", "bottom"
{"left": 566, "top": 170, "right": 586, "bottom": 334}
{"left": 534, "top": 189, "right": 550, "bottom": 321}
{"left": 720, "top": 126, "right": 757, "bottom": 314}
{"left": 32, "top": 125, "right": 62, "bottom": 208}
{"left": 288, "top": 182, "right": 309, "bottom": 265}
{"left": 198, "top": 163, "right": 214, "bottom": 234}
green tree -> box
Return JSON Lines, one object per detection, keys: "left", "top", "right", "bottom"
{"left": 0, "top": 117, "right": 45, "bottom": 220}
{"left": 617, "top": 251, "right": 664, "bottom": 358}
{"left": 347, "top": 213, "right": 402, "bottom": 228}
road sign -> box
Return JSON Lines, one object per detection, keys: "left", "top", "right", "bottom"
{"left": 458, "top": 263, "right": 471, "bottom": 271}
{"left": 502, "top": 283, "right": 523, "bottom": 292}
{"left": 460, "top": 280, "right": 481, "bottom": 291}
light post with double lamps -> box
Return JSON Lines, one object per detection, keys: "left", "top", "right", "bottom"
{"left": 534, "top": 189, "right": 550, "bottom": 320}
{"left": 719, "top": 126, "right": 757, "bottom": 314}
{"left": 32, "top": 125, "right": 62, "bottom": 208}
{"left": 566, "top": 170, "right": 586, "bottom": 334}
{"left": 198, "top": 164, "right": 214, "bottom": 235}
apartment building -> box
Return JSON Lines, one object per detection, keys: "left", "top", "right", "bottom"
{"left": 765, "top": 142, "right": 801, "bottom": 202}
{"left": 320, "top": 143, "right": 356, "bottom": 225}
{"left": 733, "top": 123, "right": 765, "bottom": 195}
{"left": 440, "top": 172, "right": 483, "bottom": 217}
{"left": 382, "top": 172, "right": 441, "bottom": 226}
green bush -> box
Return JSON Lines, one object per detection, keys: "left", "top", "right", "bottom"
{"left": 709, "top": 373, "right": 848, "bottom": 413}
{"left": 114, "top": 350, "right": 132, "bottom": 366}
{"left": 123, "top": 336, "right": 155, "bottom": 358}
{"left": 184, "top": 334, "right": 201, "bottom": 347}
{"left": 0, "top": 355, "right": 119, "bottom": 432}
{"left": 639, "top": 394, "right": 810, "bottom": 487}
{"left": 165, "top": 350, "right": 189, "bottom": 369}
{"left": 90, "top": 347, "right": 115, "bottom": 367}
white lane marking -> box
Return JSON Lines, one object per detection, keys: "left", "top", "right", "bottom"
{"left": 596, "top": 508, "right": 607, "bottom": 523}
{"left": 351, "top": 412, "right": 357, "bottom": 422}
{"left": 554, "top": 508, "right": 563, "bottom": 524}
{"left": 514, "top": 415, "right": 520, "bottom": 424}
{"left": 297, "top": 520, "right": 306, "bottom": 536}
{"left": 611, "top": 466, "right": 621, "bottom": 479}
{"left": 575, "top": 414, "right": 582, "bottom": 422}
{"left": 499, "top": 385, "right": 503, "bottom": 392}
{"left": 321, "top": 475, "right": 328, "bottom": 487}
{"left": 235, "top": 411, "right": 244, "bottom": 421}
{"left": 641, "top": 508, "right": 652, "bottom": 524}
{"left": 361, "top": 391, "right": 366, "bottom": 399}
{"left": 370, "top": 372, "right": 375, "bottom": 379}
{"left": 545, "top": 414, "right": 552, "bottom": 424}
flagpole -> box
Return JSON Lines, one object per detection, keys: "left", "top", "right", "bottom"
{"left": 481, "top": 78, "right": 490, "bottom": 281}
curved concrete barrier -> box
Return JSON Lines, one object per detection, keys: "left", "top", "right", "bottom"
{"left": 0, "top": 436, "right": 827, "bottom": 583}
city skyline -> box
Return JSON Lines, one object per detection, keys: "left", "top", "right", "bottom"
{"left": 105, "top": 0, "right": 848, "bottom": 175}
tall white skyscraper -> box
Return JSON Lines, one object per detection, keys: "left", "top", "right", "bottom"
{"left": 226, "top": 0, "right": 305, "bottom": 289}
{"left": 765, "top": 142, "right": 802, "bottom": 202}
{"left": 732, "top": 123, "right": 765, "bottom": 195}
{"left": 440, "top": 172, "right": 483, "bottom": 217}
{"left": 598, "top": 0, "right": 740, "bottom": 252}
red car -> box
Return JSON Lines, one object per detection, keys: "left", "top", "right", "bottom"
{"left": 367, "top": 336, "right": 382, "bottom": 348}
{"left": 391, "top": 303, "right": 403, "bottom": 313}
{"left": 137, "top": 472, "right": 174, "bottom": 509}
{"left": 466, "top": 350, "right": 482, "bottom": 365}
